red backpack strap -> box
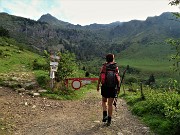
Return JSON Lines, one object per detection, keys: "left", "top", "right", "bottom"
{"left": 100, "top": 63, "right": 107, "bottom": 73}
{"left": 100, "top": 63, "right": 107, "bottom": 84}
{"left": 115, "top": 66, "right": 119, "bottom": 74}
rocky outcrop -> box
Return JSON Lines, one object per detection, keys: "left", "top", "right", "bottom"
{"left": 0, "top": 72, "right": 38, "bottom": 89}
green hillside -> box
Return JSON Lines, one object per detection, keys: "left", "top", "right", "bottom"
{"left": 115, "top": 41, "right": 178, "bottom": 82}
{"left": 0, "top": 37, "right": 47, "bottom": 73}
{"left": 0, "top": 37, "right": 90, "bottom": 90}
{"left": 0, "top": 37, "right": 50, "bottom": 89}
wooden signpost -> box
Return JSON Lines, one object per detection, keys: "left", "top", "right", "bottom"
{"left": 50, "top": 53, "right": 60, "bottom": 89}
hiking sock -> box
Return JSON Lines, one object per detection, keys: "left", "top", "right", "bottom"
{"left": 102, "top": 111, "right": 107, "bottom": 122}
{"left": 107, "top": 116, "right": 111, "bottom": 126}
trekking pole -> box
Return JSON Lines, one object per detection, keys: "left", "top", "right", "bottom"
{"left": 113, "top": 65, "right": 129, "bottom": 111}
{"left": 120, "top": 65, "right": 129, "bottom": 91}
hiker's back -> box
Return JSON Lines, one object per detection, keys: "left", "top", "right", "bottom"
{"left": 101, "top": 62, "right": 119, "bottom": 88}
{"left": 105, "top": 63, "right": 117, "bottom": 87}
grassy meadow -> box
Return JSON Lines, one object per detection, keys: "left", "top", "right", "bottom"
{"left": 115, "top": 41, "right": 178, "bottom": 84}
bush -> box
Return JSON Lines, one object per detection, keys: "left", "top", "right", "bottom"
{"left": 33, "top": 59, "right": 48, "bottom": 70}
{"left": 123, "top": 89, "right": 180, "bottom": 135}
{"left": 36, "top": 75, "right": 49, "bottom": 88}
{"left": 0, "top": 26, "right": 9, "bottom": 38}
{"left": 0, "top": 49, "right": 3, "bottom": 56}
{"left": 34, "top": 70, "right": 49, "bottom": 88}
{"left": 56, "top": 51, "right": 78, "bottom": 81}
{"left": 125, "top": 77, "right": 138, "bottom": 84}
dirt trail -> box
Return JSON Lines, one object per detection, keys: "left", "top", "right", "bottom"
{"left": 0, "top": 87, "right": 153, "bottom": 135}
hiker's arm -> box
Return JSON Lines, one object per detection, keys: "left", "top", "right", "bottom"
{"left": 97, "top": 75, "right": 101, "bottom": 92}
{"left": 97, "top": 66, "right": 103, "bottom": 92}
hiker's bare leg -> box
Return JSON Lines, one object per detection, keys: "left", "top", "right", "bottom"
{"left": 102, "top": 97, "right": 107, "bottom": 111}
{"left": 102, "top": 97, "right": 108, "bottom": 122}
{"left": 105, "top": 98, "right": 114, "bottom": 125}
{"left": 107, "top": 98, "right": 114, "bottom": 117}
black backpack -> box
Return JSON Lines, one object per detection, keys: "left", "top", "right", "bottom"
{"left": 104, "top": 63, "right": 118, "bottom": 88}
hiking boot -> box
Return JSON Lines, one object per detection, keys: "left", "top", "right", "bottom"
{"left": 106, "top": 116, "right": 111, "bottom": 126}
{"left": 102, "top": 111, "right": 107, "bottom": 122}
{"left": 102, "top": 116, "right": 108, "bottom": 122}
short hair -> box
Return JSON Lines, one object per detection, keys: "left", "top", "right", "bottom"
{"left": 106, "top": 53, "right": 114, "bottom": 62}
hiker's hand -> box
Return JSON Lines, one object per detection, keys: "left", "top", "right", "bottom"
{"left": 97, "top": 87, "right": 100, "bottom": 92}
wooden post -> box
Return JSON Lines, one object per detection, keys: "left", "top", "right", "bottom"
{"left": 123, "top": 85, "right": 125, "bottom": 95}
{"left": 140, "top": 82, "right": 145, "bottom": 100}
{"left": 50, "top": 71, "right": 55, "bottom": 90}
{"left": 51, "top": 78, "right": 54, "bottom": 89}
{"left": 65, "top": 79, "right": 68, "bottom": 88}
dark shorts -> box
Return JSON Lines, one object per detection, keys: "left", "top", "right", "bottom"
{"left": 101, "top": 85, "right": 117, "bottom": 98}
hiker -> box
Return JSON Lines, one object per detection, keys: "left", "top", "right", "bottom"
{"left": 97, "top": 53, "right": 120, "bottom": 126}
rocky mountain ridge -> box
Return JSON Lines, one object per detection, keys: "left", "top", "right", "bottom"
{"left": 0, "top": 12, "right": 179, "bottom": 60}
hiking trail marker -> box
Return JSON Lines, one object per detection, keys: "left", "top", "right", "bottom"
{"left": 50, "top": 54, "right": 60, "bottom": 89}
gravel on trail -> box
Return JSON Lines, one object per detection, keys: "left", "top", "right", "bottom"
{"left": 0, "top": 87, "right": 154, "bottom": 135}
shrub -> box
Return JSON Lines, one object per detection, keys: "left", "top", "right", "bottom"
{"left": 33, "top": 59, "right": 48, "bottom": 70}
{"left": 123, "top": 89, "right": 180, "bottom": 135}
{"left": 56, "top": 51, "right": 78, "bottom": 81}
{"left": 0, "top": 49, "right": 3, "bottom": 56}
{"left": 125, "top": 77, "right": 138, "bottom": 84}
{"left": 0, "top": 26, "right": 9, "bottom": 38}
{"left": 36, "top": 75, "right": 49, "bottom": 88}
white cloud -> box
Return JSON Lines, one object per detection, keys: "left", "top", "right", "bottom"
{"left": 54, "top": 0, "right": 180, "bottom": 25}
{"left": 0, "top": 0, "right": 179, "bottom": 25}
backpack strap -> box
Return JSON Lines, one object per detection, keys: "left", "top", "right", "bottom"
{"left": 100, "top": 63, "right": 107, "bottom": 73}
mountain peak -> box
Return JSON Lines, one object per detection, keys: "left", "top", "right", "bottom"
{"left": 38, "top": 13, "right": 59, "bottom": 23}
{"left": 38, "top": 13, "right": 72, "bottom": 27}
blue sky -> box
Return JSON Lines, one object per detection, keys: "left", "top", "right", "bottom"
{"left": 0, "top": 0, "right": 179, "bottom": 26}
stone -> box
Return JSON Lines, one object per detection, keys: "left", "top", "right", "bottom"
{"left": 32, "top": 105, "right": 36, "bottom": 108}
{"left": 25, "top": 102, "right": 28, "bottom": 106}
{"left": 33, "top": 93, "right": 40, "bottom": 97}
{"left": 38, "top": 89, "right": 47, "bottom": 93}
{"left": 117, "top": 132, "right": 123, "bottom": 135}
{"left": 93, "top": 120, "right": 100, "bottom": 123}
{"left": 23, "top": 81, "right": 37, "bottom": 90}
{"left": 16, "top": 88, "right": 26, "bottom": 93}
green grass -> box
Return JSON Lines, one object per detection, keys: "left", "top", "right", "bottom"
{"left": 115, "top": 41, "right": 179, "bottom": 83}
{"left": 119, "top": 58, "right": 170, "bottom": 71}
{"left": 142, "top": 114, "right": 173, "bottom": 135}
{"left": 119, "top": 58, "right": 176, "bottom": 80}
{"left": 116, "top": 41, "right": 173, "bottom": 70}
{"left": 0, "top": 37, "right": 47, "bottom": 73}
{"left": 121, "top": 88, "right": 180, "bottom": 135}
{"left": 41, "top": 83, "right": 96, "bottom": 100}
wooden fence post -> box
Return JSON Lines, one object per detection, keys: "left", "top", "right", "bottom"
{"left": 140, "top": 82, "right": 145, "bottom": 100}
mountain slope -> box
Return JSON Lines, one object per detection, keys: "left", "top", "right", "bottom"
{"left": 0, "top": 12, "right": 179, "bottom": 63}
{"left": 109, "top": 12, "right": 180, "bottom": 41}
